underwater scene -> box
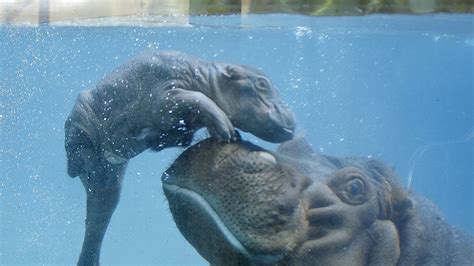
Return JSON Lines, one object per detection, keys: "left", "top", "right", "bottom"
{"left": 1, "top": 14, "right": 473, "bottom": 265}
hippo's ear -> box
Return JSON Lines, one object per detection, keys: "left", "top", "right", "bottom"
{"left": 363, "top": 160, "right": 415, "bottom": 223}
{"left": 277, "top": 136, "right": 314, "bottom": 158}
{"left": 223, "top": 65, "right": 245, "bottom": 80}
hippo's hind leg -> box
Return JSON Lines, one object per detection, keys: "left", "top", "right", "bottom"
{"left": 77, "top": 154, "right": 128, "bottom": 266}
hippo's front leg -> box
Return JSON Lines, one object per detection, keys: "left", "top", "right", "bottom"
{"left": 156, "top": 88, "right": 236, "bottom": 142}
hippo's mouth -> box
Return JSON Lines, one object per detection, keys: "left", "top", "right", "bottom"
{"left": 239, "top": 123, "right": 294, "bottom": 143}
{"left": 162, "top": 183, "right": 285, "bottom": 264}
{"left": 262, "top": 124, "right": 295, "bottom": 143}
{"left": 279, "top": 127, "right": 295, "bottom": 139}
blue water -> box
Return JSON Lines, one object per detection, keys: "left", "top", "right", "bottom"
{"left": 1, "top": 14, "right": 473, "bottom": 265}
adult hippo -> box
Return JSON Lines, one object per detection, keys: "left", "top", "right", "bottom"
{"left": 163, "top": 137, "right": 474, "bottom": 265}
{"left": 64, "top": 50, "right": 295, "bottom": 265}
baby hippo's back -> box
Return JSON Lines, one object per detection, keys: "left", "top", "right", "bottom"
{"left": 80, "top": 51, "right": 204, "bottom": 158}
{"left": 92, "top": 51, "right": 202, "bottom": 120}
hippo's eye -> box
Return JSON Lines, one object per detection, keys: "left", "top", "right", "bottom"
{"left": 255, "top": 78, "right": 270, "bottom": 93}
{"left": 339, "top": 177, "right": 366, "bottom": 205}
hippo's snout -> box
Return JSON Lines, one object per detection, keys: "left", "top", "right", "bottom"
{"left": 162, "top": 139, "right": 307, "bottom": 264}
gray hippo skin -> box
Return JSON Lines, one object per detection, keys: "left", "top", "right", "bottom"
{"left": 162, "top": 137, "right": 474, "bottom": 265}
{"left": 64, "top": 50, "right": 295, "bottom": 265}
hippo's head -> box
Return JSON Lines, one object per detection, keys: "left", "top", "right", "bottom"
{"left": 162, "top": 137, "right": 418, "bottom": 265}
{"left": 214, "top": 65, "right": 295, "bottom": 143}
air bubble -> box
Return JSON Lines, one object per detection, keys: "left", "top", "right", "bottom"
{"left": 163, "top": 172, "right": 170, "bottom": 181}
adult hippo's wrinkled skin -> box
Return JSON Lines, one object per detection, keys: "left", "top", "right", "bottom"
{"left": 65, "top": 50, "right": 295, "bottom": 265}
{"left": 162, "top": 137, "right": 474, "bottom": 265}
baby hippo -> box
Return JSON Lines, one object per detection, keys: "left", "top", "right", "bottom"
{"left": 64, "top": 50, "right": 295, "bottom": 265}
